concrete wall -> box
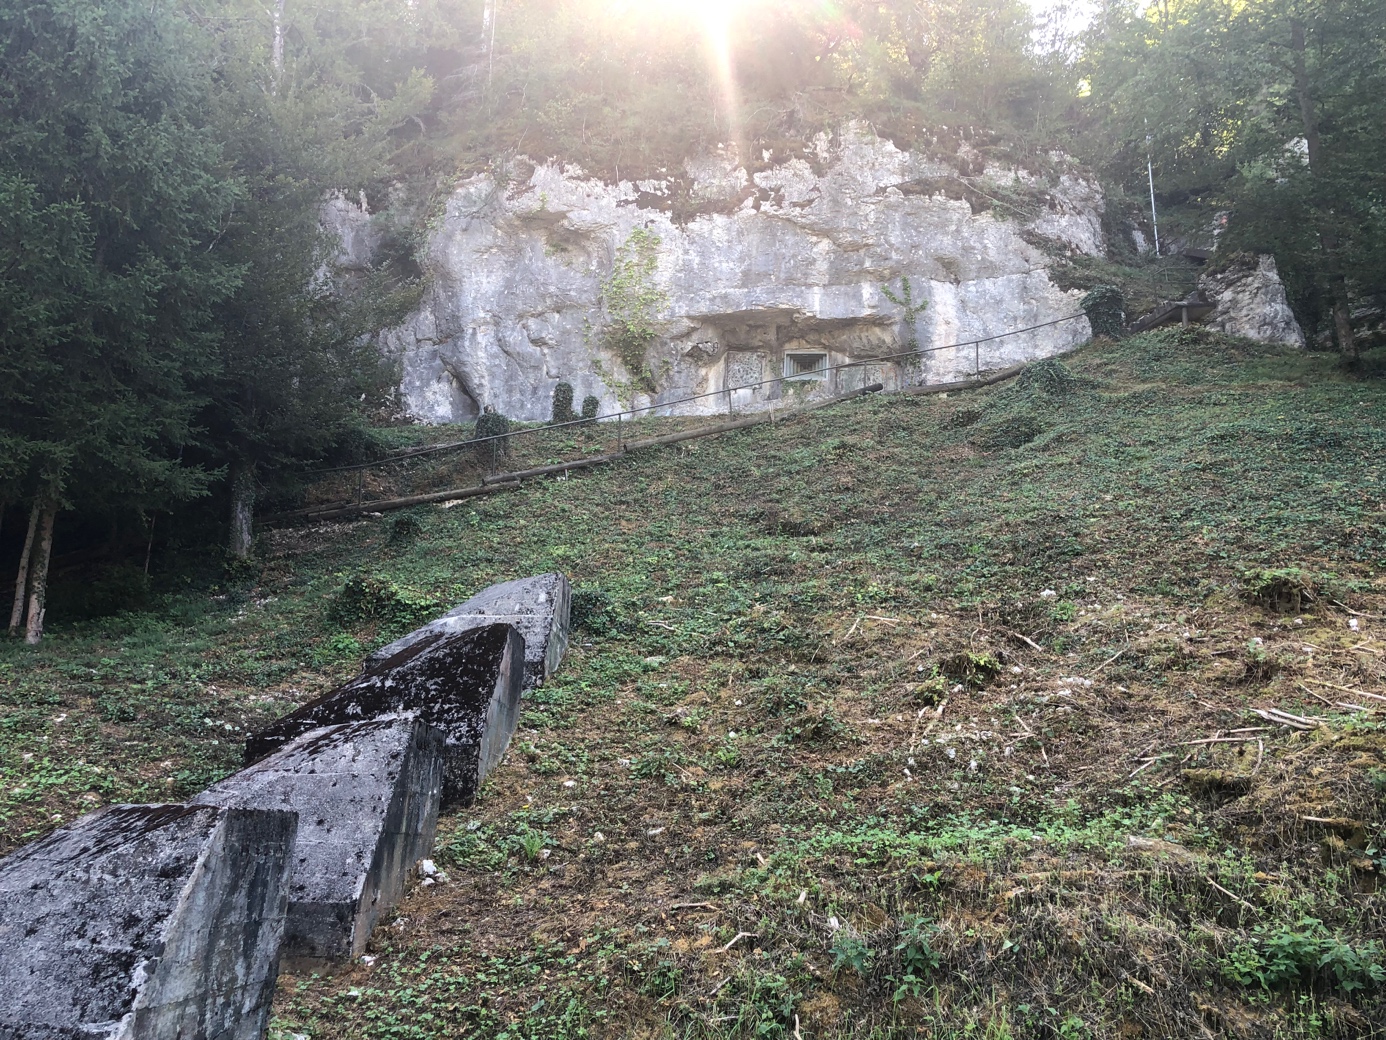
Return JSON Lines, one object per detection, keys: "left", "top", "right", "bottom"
{"left": 0, "top": 572, "right": 572, "bottom": 1040}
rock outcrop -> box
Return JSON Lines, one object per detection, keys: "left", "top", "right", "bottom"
{"left": 0, "top": 803, "right": 296, "bottom": 1040}
{"left": 1200, "top": 254, "right": 1305, "bottom": 347}
{"left": 362, "top": 123, "right": 1099, "bottom": 422}
{"left": 196, "top": 718, "right": 445, "bottom": 969}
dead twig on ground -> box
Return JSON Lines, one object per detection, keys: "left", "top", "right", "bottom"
{"left": 1094, "top": 646, "right": 1127, "bottom": 673}
{"left": 718, "top": 931, "right": 757, "bottom": 953}
{"left": 1206, "top": 877, "right": 1258, "bottom": 913}
{"left": 1302, "top": 678, "right": 1386, "bottom": 703}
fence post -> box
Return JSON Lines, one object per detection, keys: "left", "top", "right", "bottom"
{"left": 974, "top": 341, "right": 980, "bottom": 377}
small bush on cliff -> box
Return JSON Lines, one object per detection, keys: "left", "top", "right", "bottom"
{"left": 1081, "top": 284, "right": 1125, "bottom": 338}
{"left": 550, "top": 382, "right": 577, "bottom": 424}
{"left": 581, "top": 395, "right": 600, "bottom": 424}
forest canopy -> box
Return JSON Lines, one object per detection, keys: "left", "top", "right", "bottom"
{"left": 1, "top": 0, "right": 1382, "bottom": 639}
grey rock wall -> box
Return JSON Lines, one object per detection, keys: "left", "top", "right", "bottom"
{"left": 195, "top": 718, "right": 444, "bottom": 970}
{"left": 368, "top": 572, "right": 571, "bottom": 691}
{"left": 245, "top": 623, "right": 525, "bottom": 807}
{"left": 364, "top": 123, "right": 1097, "bottom": 422}
{"left": 0, "top": 803, "right": 296, "bottom": 1040}
{"left": 1201, "top": 254, "right": 1305, "bottom": 347}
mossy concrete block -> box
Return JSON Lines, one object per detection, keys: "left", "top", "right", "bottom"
{"left": 366, "top": 572, "right": 571, "bottom": 691}
{"left": 197, "top": 717, "right": 443, "bottom": 970}
{"left": 0, "top": 803, "right": 296, "bottom": 1040}
{"left": 246, "top": 623, "right": 524, "bottom": 807}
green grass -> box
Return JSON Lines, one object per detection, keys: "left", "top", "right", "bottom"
{"left": 5, "top": 329, "right": 1386, "bottom": 1039}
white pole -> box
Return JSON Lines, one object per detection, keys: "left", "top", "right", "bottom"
{"left": 1146, "top": 142, "right": 1161, "bottom": 257}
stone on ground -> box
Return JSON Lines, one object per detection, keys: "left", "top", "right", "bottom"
{"left": 196, "top": 717, "right": 444, "bottom": 970}
{"left": 366, "top": 572, "right": 571, "bottom": 692}
{"left": 0, "top": 803, "right": 296, "bottom": 1040}
{"left": 246, "top": 623, "right": 525, "bottom": 807}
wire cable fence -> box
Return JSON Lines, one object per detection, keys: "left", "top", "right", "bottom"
{"left": 313, "top": 311, "right": 1089, "bottom": 481}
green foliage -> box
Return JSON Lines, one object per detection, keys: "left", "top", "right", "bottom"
{"left": 970, "top": 414, "right": 1043, "bottom": 450}
{"left": 1223, "top": 919, "right": 1385, "bottom": 993}
{"left": 891, "top": 915, "right": 942, "bottom": 1001}
{"left": 45, "top": 564, "right": 154, "bottom": 622}
{"left": 1078, "top": 0, "right": 1386, "bottom": 354}
{"left": 1239, "top": 567, "right": 1321, "bottom": 614}
{"left": 881, "top": 276, "right": 929, "bottom": 359}
{"left": 598, "top": 228, "right": 666, "bottom": 393}
{"left": 329, "top": 574, "right": 442, "bottom": 630}
{"left": 387, "top": 513, "right": 424, "bottom": 546}
{"left": 830, "top": 932, "right": 875, "bottom": 975}
{"left": 551, "top": 382, "right": 577, "bottom": 425}
{"left": 473, "top": 409, "right": 512, "bottom": 469}
{"left": 1080, "top": 285, "right": 1125, "bottom": 339}
{"left": 0, "top": 0, "right": 236, "bottom": 513}
{"left": 570, "top": 587, "right": 617, "bottom": 636}
{"left": 581, "top": 395, "right": 600, "bottom": 424}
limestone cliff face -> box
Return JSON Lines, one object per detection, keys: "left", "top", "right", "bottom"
{"left": 357, "top": 124, "right": 1104, "bottom": 423}
{"left": 339, "top": 129, "right": 1310, "bottom": 424}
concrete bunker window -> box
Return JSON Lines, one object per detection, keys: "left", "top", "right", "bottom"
{"left": 784, "top": 352, "right": 827, "bottom": 380}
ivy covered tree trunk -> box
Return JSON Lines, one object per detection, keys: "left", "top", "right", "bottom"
{"left": 229, "top": 459, "right": 256, "bottom": 560}
{"left": 23, "top": 498, "right": 57, "bottom": 645}
{"left": 7, "top": 500, "right": 39, "bottom": 635}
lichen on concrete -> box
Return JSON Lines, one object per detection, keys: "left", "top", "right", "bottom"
{"left": 0, "top": 803, "right": 296, "bottom": 1040}
{"left": 196, "top": 717, "right": 445, "bottom": 970}
{"left": 246, "top": 623, "right": 525, "bottom": 807}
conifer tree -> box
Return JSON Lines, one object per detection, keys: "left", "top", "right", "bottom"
{"left": 0, "top": 0, "right": 237, "bottom": 640}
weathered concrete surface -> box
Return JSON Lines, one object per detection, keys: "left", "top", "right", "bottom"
{"left": 1201, "top": 254, "right": 1305, "bottom": 347}
{"left": 0, "top": 803, "right": 296, "bottom": 1040}
{"left": 351, "top": 122, "right": 1097, "bottom": 422}
{"left": 367, "top": 572, "right": 571, "bottom": 691}
{"left": 197, "top": 718, "right": 443, "bottom": 969}
{"left": 246, "top": 623, "right": 524, "bottom": 807}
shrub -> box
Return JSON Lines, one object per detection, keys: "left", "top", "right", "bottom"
{"left": 1017, "top": 358, "right": 1081, "bottom": 396}
{"left": 1223, "top": 918, "right": 1386, "bottom": 993}
{"left": 551, "top": 382, "right": 577, "bottom": 424}
{"left": 581, "top": 394, "right": 600, "bottom": 423}
{"left": 473, "top": 407, "right": 511, "bottom": 469}
{"left": 387, "top": 512, "right": 423, "bottom": 546}
{"left": 891, "top": 915, "right": 941, "bottom": 1001}
{"left": 970, "top": 414, "right": 1043, "bottom": 449}
{"left": 830, "top": 932, "right": 875, "bottom": 974}
{"left": 571, "top": 586, "right": 617, "bottom": 635}
{"left": 1239, "top": 567, "right": 1319, "bottom": 613}
{"left": 1081, "top": 284, "right": 1125, "bottom": 338}
{"left": 329, "top": 573, "right": 442, "bottom": 629}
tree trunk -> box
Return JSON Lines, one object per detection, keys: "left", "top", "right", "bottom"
{"left": 272, "top": 0, "right": 285, "bottom": 76}
{"left": 229, "top": 460, "right": 256, "bottom": 560}
{"left": 1290, "top": 17, "right": 1357, "bottom": 362}
{"left": 23, "top": 498, "right": 57, "bottom": 645}
{"left": 8, "top": 500, "right": 39, "bottom": 635}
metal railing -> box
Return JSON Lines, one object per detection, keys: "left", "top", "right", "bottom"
{"left": 313, "top": 311, "right": 1088, "bottom": 477}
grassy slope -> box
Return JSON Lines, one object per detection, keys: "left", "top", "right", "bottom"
{"left": 3, "top": 330, "right": 1386, "bottom": 1039}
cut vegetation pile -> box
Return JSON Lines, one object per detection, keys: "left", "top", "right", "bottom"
{"left": 3, "top": 329, "right": 1386, "bottom": 1039}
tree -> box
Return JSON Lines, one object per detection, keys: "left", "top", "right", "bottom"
{"left": 192, "top": 0, "right": 432, "bottom": 558}
{"left": 1077, "top": 0, "right": 1386, "bottom": 358}
{"left": 0, "top": 0, "right": 237, "bottom": 640}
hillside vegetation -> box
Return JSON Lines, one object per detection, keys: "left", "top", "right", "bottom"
{"left": 3, "top": 330, "right": 1385, "bottom": 1038}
